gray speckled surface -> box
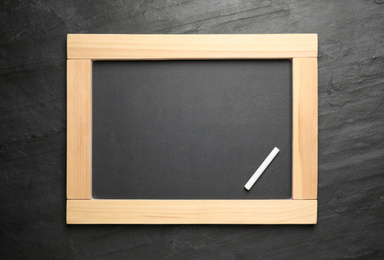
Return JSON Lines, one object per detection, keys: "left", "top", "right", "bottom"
{"left": 1, "top": 1, "right": 384, "bottom": 259}
{"left": 92, "top": 60, "right": 292, "bottom": 200}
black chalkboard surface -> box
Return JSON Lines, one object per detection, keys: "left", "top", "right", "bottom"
{"left": 92, "top": 60, "right": 292, "bottom": 199}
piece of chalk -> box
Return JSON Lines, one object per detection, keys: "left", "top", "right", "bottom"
{"left": 244, "top": 147, "right": 280, "bottom": 191}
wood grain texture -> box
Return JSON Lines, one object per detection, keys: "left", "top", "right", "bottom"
{"left": 67, "top": 200, "right": 317, "bottom": 224}
{"left": 67, "top": 37, "right": 318, "bottom": 222}
{"left": 67, "top": 34, "right": 318, "bottom": 60}
{"left": 292, "top": 58, "right": 318, "bottom": 199}
{"left": 67, "top": 60, "right": 92, "bottom": 199}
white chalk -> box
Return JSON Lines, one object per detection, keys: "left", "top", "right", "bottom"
{"left": 244, "top": 147, "right": 280, "bottom": 191}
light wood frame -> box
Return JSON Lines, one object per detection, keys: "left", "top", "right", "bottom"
{"left": 67, "top": 34, "right": 318, "bottom": 224}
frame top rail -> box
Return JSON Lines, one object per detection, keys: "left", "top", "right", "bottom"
{"left": 67, "top": 34, "right": 318, "bottom": 60}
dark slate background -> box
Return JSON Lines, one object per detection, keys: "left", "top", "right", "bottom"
{"left": 0, "top": 1, "right": 383, "bottom": 259}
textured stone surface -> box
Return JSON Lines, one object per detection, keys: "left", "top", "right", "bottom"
{"left": 0, "top": 0, "right": 383, "bottom": 259}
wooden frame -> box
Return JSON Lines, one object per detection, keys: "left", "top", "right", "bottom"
{"left": 67, "top": 34, "right": 318, "bottom": 224}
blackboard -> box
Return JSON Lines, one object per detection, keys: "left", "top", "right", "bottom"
{"left": 92, "top": 60, "right": 292, "bottom": 199}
